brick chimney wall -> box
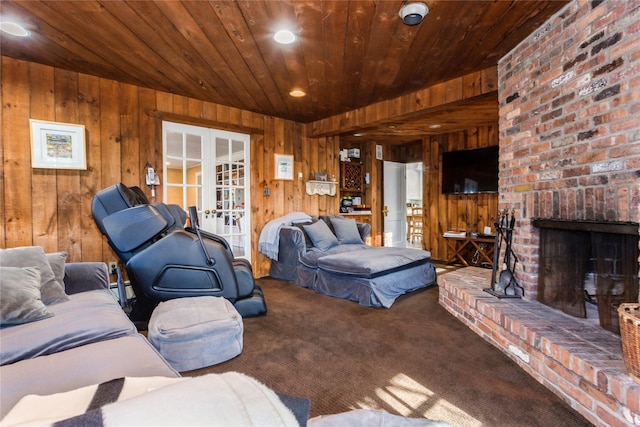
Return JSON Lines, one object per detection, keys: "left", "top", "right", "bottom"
{"left": 498, "top": 0, "right": 640, "bottom": 300}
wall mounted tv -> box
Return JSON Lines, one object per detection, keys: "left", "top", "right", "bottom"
{"left": 441, "top": 146, "right": 499, "bottom": 194}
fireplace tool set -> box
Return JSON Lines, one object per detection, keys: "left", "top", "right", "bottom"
{"left": 485, "top": 209, "right": 525, "bottom": 298}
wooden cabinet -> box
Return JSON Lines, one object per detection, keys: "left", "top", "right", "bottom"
{"left": 345, "top": 214, "right": 371, "bottom": 224}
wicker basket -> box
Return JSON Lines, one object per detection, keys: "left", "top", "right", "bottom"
{"left": 618, "top": 303, "right": 640, "bottom": 383}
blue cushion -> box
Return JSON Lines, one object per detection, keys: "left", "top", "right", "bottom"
{"left": 293, "top": 221, "right": 316, "bottom": 249}
{"left": 317, "top": 247, "right": 431, "bottom": 279}
{"left": 330, "top": 217, "right": 363, "bottom": 244}
{"left": 0, "top": 267, "right": 53, "bottom": 327}
{"left": 303, "top": 221, "right": 338, "bottom": 251}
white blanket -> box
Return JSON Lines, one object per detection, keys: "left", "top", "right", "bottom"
{"left": 2, "top": 373, "right": 299, "bottom": 427}
{"left": 258, "top": 212, "right": 312, "bottom": 260}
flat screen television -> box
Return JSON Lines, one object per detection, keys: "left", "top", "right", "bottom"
{"left": 441, "top": 146, "right": 499, "bottom": 194}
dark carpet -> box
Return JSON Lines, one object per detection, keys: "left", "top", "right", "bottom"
{"left": 187, "top": 276, "right": 591, "bottom": 426}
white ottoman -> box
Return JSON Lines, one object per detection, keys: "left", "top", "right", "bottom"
{"left": 147, "top": 296, "right": 243, "bottom": 372}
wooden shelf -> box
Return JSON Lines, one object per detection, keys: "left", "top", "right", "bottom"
{"left": 305, "top": 180, "right": 337, "bottom": 196}
{"left": 444, "top": 236, "right": 495, "bottom": 267}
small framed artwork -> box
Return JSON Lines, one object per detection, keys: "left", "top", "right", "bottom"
{"left": 274, "top": 154, "right": 294, "bottom": 180}
{"left": 376, "top": 144, "right": 383, "bottom": 160}
{"left": 30, "top": 119, "right": 86, "bottom": 170}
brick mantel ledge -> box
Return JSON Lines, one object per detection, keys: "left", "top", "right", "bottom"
{"left": 438, "top": 268, "right": 640, "bottom": 427}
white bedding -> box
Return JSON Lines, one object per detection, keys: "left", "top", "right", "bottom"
{"left": 3, "top": 373, "right": 299, "bottom": 427}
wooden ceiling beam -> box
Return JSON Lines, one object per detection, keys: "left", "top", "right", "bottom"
{"left": 306, "top": 66, "right": 498, "bottom": 138}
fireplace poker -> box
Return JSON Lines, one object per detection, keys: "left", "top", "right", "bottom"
{"left": 498, "top": 210, "right": 514, "bottom": 292}
{"left": 502, "top": 210, "right": 516, "bottom": 290}
{"left": 493, "top": 209, "right": 509, "bottom": 289}
{"left": 490, "top": 210, "right": 503, "bottom": 291}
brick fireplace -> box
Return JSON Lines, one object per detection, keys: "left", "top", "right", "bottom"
{"left": 439, "top": 1, "right": 640, "bottom": 426}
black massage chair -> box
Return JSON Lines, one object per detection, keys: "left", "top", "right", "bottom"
{"left": 91, "top": 183, "right": 267, "bottom": 321}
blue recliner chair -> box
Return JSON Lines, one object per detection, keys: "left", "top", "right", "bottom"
{"left": 91, "top": 183, "right": 267, "bottom": 321}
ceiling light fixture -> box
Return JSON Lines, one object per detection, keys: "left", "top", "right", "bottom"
{"left": 289, "top": 89, "right": 306, "bottom": 97}
{"left": 398, "top": 2, "right": 429, "bottom": 26}
{"left": 429, "top": 124, "right": 442, "bottom": 129}
{"left": 0, "top": 21, "right": 30, "bottom": 37}
{"left": 274, "top": 29, "right": 296, "bottom": 45}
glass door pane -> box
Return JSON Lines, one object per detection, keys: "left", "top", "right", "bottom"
{"left": 163, "top": 122, "right": 205, "bottom": 223}
{"left": 163, "top": 121, "right": 251, "bottom": 261}
{"left": 209, "top": 134, "right": 249, "bottom": 258}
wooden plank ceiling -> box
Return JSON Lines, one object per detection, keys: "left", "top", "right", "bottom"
{"left": 1, "top": 0, "right": 568, "bottom": 143}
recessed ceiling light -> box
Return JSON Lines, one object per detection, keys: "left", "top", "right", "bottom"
{"left": 0, "top": 21, "right": 30, "bottom": 37}
{"left": 429, "top": 124, "right": 442, "bottom": 129}
{"left": 353, "top": 133, "right": 364, "bottom": 137}
{"left": 274, "top": 29, "right": 296, "bottom": 44}
{"left": 289, "top": 89, "right": 306, "bottom": 97}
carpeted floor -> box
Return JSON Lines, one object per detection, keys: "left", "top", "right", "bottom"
{"left": 187, "top": 270, "right": 591, "bottom": 426}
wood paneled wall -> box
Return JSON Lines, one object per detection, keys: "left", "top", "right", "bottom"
{"left": 0, "top": 57, "right": 339, "bottom": 277}
{"left": 421, "top": 126, "right": 499, "bottom": 261}
{"left": 1, "top": 56, "right": 498, "bottom": 278}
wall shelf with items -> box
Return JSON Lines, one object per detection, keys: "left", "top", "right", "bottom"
{"left": 305, "top": 180, "right": 337, "bottom": 196}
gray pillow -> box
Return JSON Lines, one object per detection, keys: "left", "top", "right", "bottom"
{"left": 0, "top": 267, "right": 53, "bottom": 327}
{"left": 303, "top": 220, "right": 339, "bottom": 251}
{"left": 46, "top": 251, "right": 68, "bottom": 291}
{"left": 294, "top": 220, "right": 317, "bottom": 249}
{"left": 0, "top": 247, "right": 69, "bottom": 305}
{"left": 330, "top": 217, "right": 363, "bottom": 244}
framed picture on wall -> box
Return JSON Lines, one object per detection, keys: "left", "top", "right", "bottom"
{"left": 30, "top": 119, "right": 86, "bottom": 170}
{"left": 376, "top": 144, "right": 383, "bottom": 160}
{"left": 274, "top": 154, "right": 294, "bottom": 180}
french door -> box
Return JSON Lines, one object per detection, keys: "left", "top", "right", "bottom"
{"left": 162, "top": 121, "right": 251, "bottom": 261}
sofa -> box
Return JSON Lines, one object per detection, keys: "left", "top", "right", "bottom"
{"left": 0, "top": 247, "right": 181, "bottom": 419}
{"left": 269, "top": 215, "right": 437, "bottom": 308}
{"left": 0, "top": 248, "right": 315, "bottom": 426}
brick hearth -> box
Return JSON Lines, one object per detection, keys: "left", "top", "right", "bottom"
{"left": 439, "top": 268, "right": 640, "bottom": 427}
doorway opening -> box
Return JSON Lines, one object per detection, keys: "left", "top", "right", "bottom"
{"left": 383, "top": 161, "right": 423, "bottom": 249}
{"left": 406, "top": 162, "right": 423, "bottom": 249}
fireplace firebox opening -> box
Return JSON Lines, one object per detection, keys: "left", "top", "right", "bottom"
{"left": 533, "top": 219, "right": 639, "bottom": 334}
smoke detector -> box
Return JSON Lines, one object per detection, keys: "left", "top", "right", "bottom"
{"left": 399, "top": 2, "right": 429, "bottom": 26}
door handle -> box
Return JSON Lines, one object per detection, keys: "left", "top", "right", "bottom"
{"left": 383, "top": 206, "right": 389, "bottom": 217}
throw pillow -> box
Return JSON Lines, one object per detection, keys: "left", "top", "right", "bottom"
{"left": 0, "top": 246, "right": 69, "bottom": 305}
{"left": 46, "top": 251, "right": 68, "bottom": 291}
{"left": 303, "top": 220, "right": 339, "bottom": 251}
{"left": 0, "top": 267, "right": 53, "bottom": 327}
{"left": 330, "top": 217, "right": 363, "bottom": 244}
{"left": 319, "top": 215, "right": 342, "bottom": 234}
{"left": 294, "top": 220, "right": 317, "bottom": 249}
